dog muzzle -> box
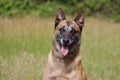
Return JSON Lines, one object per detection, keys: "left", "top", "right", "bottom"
{"left": 60, "top": 38, "right": 72, "bottom": 56}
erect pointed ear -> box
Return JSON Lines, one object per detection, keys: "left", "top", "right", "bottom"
{"left": 74, "top": 12, "right": 84, "bottom": 30}
{"left": 55, "top": 8, "right": 66, "bottom": 28}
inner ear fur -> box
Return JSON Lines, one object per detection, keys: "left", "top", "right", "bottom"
{"left": 55, "top": 8, "right": 66, "bottom": 28}
{"left": 74, "top": 12, "right": 85, "bottom": 29}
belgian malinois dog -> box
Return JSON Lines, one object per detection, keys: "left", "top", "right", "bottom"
{"left": 43, "top": 8, "right": 87, "bottom": 80}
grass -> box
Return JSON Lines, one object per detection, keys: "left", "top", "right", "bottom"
{"left": 0, "top": 16, "right": 120, "bottom": 80}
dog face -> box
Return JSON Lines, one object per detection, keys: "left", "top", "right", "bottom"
{"left": 54, "top": 8, "right": 84, "bottom": 56}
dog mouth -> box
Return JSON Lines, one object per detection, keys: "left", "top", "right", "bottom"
{"left": 60, "top": 45, "right": 69, "bottom": 56}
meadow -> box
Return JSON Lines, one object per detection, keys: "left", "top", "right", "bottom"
{"left": 0, "top": 17, "right": 120, "bottom": 80}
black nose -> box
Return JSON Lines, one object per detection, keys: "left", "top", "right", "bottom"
{"left": 63, "top": 39, "right": 69, "bottom": 45}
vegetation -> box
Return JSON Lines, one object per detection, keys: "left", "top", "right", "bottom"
{"left": 0, "top": 0, "right": 119, "bottom": 80}
{"left": 0, "top": 0, "right": 120, "bottom": 21}
{"left": 0, "top": 17, "right": 120, "bottom": 80}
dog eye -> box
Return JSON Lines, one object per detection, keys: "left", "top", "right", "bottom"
{"left": 70, "top": 28, "right": 76, "bottom": 34}
{"left": 59, "top": 26, "right": 65, "bottom": 32}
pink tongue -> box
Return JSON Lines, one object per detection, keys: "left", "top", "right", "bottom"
{"left": 60, "top": 46, "right": 69, "bottom": 56}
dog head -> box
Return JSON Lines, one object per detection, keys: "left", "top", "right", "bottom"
{"left": 53, "top": 8, "right": 84, "bottom": 57}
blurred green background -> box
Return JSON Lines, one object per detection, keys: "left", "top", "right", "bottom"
{"left": 0, "top": 0, "right": 120, "bottom": 21}
{"left": 0, "top": 0, "right": 120, "bottom": 80}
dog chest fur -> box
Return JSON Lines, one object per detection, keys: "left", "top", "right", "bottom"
{"left": 43, "top": 51, "right": 83, "bottom": 80}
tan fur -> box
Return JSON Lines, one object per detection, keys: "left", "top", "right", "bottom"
{"left": 43, "top": 50, "right": 87, "bottom": 80}
{"left": 56, "top": 20, "right": 80, "bottom": 32}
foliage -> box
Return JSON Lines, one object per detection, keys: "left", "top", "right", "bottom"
{"left": 0, "top": 0, "right": 120, "bottom": 21}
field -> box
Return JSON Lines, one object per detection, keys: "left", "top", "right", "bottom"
{"left": 0, "top": 17, "right": 120, "bottom": 80}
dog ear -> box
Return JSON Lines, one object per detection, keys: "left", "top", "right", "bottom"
{"left": 55, "top": 8, "right": 66, "bottom": 28}
{"left": 74, "top": 12, "right": 84, "bottom": 30}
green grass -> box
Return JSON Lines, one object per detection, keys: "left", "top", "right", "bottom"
{"left": 0, "top": 17, "right": 120, "bottom": 80}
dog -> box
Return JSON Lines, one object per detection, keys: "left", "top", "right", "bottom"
{"left": 43, "top": 8, "right": 87, "bottom": 80}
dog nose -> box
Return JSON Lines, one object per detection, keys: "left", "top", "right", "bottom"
{"left": 63, "top": 39, "right": 69, "bottom": 45}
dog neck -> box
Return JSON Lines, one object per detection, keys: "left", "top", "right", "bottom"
{"left": 48, "top": 49, "right": 81, "bottom": 73}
